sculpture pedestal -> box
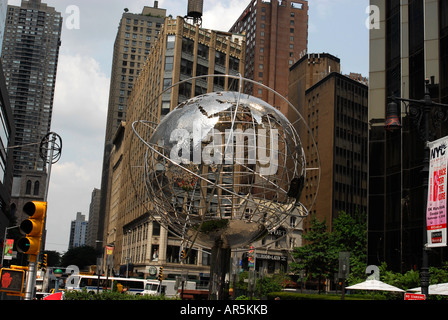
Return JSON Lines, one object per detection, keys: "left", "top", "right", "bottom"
{"left": 208, "top": 241, "right": 232, "bottom": 300}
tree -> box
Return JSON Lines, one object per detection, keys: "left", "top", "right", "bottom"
{"left": 235, "top": 271, "right": 288, "bottom": 298}
{"left": 61, "top": 245, "right": 97, "bottom": 270}
{"left": 290, "top": 211, "right": 368, "bottom": 291}
{"left": 43, "top": 250, "right": 61, "bottom": 267}
{"left": 331, "top": 211, "right": 366, "bottom": 256}
{"left": 331, "top": 211, "right": 367, "bottom": 281}
{"left": 290, "top": 216, "right": 334, "bottom": 292}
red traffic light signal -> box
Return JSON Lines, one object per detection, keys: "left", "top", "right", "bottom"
{"left": 17, "top": 201, "right": 47, "bottom": 255}
{"left": 0, "top": 268, "right": 25, "bottom": 293}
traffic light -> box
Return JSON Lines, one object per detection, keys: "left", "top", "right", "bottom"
{"left": 180, "top": 249, "right": 186, "bottom": 260}
{"left": 17, "top": 201, "right": 47, "bottom": 256}
{"left": 158, "top": 266, "right": 163, "bottom": 281}
{"left": 41, "top": 254, "right": 47, "bottom": 272}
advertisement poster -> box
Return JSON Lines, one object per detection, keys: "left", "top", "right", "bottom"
{"left": 3, "top": 239, "right": 13, "bottom": 260}
{"left": 427, "top": 136, "right": 448, "bottom": 247}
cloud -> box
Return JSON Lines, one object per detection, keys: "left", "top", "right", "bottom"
{"left": 52, "top": 54, "right": 109, "bottom": 138}
{"left": 44, "top": 54, "right": 109, "bottom": 251}
{"left": 45, "top": 160, "right": 101, "bottom": 252}
{"left": 202, "top": 0, "right": 249, "bottom": 31}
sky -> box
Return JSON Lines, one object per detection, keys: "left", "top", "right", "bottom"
{"left": 6, "top": 0, "right": 369, "bottom": 253}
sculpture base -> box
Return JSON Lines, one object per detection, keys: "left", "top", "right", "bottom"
{"left": 208, "top": 242, "right": 232, "bottom": 300}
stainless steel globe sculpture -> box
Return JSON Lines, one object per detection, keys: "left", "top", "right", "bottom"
{"left": 133, "top": 88, "right": 311, "bottom": 250}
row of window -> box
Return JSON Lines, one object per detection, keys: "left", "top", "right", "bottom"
{"left": 125, "top": 18, "right": 161, "bottom": 28}
{"left": 122, "top": 221, "right": 211, "bottom": 266}
{"left": 25, "top": 180, "right": 40, "bottom": 196}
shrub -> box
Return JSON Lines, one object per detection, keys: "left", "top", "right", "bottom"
{"left": 63, "top": 289, "right": 178, "bottom": 300}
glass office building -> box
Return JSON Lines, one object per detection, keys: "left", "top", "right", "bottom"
{"left": 368, "top": 0, "right": 448, "bottom": 272}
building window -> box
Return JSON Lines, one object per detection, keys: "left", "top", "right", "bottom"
{"left": 197, "top": 43, "right": 209, "bottom": 60}
{"left": 163, "top": 78, "right": 172, "bottom": 91}
{"left": 152, "top": 221, "right": 160, "bottom": 236}
{"left": 33, "top": 181, "right": 39, "bottom": 196}
{"left": 215, "top": 51, "right": 226, "bottom": 67}
{"left": 179, "top": 81, "right": 192, "bottom": 98}
{"left": 26, "top": 180, "right": 31, "bottom": 194}
{"left": 166, "top": 35, "right": 175, "bottom": 49}
{"left": 161, "top": 101, "right": 171, "bottom": 115}
{"left": 180, "top": 58, "right": 193, "bottom": 76}
{"left": 166, "top": 245, "right": 180, "bottom": 263}
{"left": 202, "top": 250, "right": 211, "bottom": 266}
{"left": 291, "top": 2, "right": 303, "bottom": 9}
{"left": 182, "top": 37, "right": 194, "bottom": 55}
{"left": 164, "top": 56, "right": 174, "bottom": 71}
{"left": 151, "top": 245, "right": 159, "bottom": 261}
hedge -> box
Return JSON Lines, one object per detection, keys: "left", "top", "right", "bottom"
{"left": 266, "top": 291, "right": 383, "bottom": 300}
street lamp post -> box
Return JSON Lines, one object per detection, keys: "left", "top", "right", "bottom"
{"left": 53, "top": 268, "right": 63, "bottom": 292}
{"left": 385, "top": 79, "right": 448, "bottom": 297}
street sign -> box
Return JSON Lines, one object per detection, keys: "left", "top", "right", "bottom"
{"left": 404, "top": 293, "right": 426, "bottom": 300}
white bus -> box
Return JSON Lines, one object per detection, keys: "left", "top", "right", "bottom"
{"left": 143, "top": 279, "right": 196, "bottom": 297}
{"left": 66, "top": 275, "right": 146, "bottom": 295}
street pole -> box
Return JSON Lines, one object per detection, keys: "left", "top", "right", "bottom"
{"left": 420, "top": 86, "right": 431, "bottom": 297}
{"left": 24, "top": 133, "right": 61, "bottom": 300}
{"left": 386, "top": 80, "right": 448, "bottom": 298}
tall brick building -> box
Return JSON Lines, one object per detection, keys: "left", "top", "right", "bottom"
{"left": 229, "top": 0, "right": 308, "bottom": 115}
{"left": 289, "top": 53, "right": 368, "bottom": 232}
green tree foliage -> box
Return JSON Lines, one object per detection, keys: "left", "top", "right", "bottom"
{"left": 61, "top": 245, "right": 97, "bottom": 269}
{"left": 330, "top": 211, "right": 367, "bottom": 259}
{"left": 235, "top": 271, "right": 289, "bottom": 298}
{"left": 429, "top": 262, "right": 448, "bottom": 284}
{"left": 290, "top": 211, "right": 368, "bottom": 290}
{"left": 288, "top": 211, "right": 448, "bottom": 299}
{"left": 63, "top": 288, "right": 177, "bottom": 300}
{"left": 290, "top": 216, "right": 333, "bottom": 292}
{"left": 43, "top": 250, "right": 61, "bottom": 267}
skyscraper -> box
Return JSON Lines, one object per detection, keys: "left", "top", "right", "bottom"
{"left": 68, "top": 212, "right": 88, "bottom": 249}
{"left": 0, "top": 56, "right": 15, "bottom": 250}
{"left": 104, "top": 3, "right": 167, "bottom": 144}
{"left": 1, "top": 0, "right": 62, "bottom": 222}
{"left": 0, "top": 0, "right": 7, "bottom": 57}
{"left": 229, "top": 0, "right": 308, "bottom": 115}
{"left": 96, "top": 2, "right": 167, "bottom": 251}
{"left": 86, "top": 188, "right": 101, "bottom": 247}
{"left": 289, "top": 53, "right": 368, "bottom": 232}
{"left": 368, "top": 0, "right": 448, "bottom": 272}
{"left": 0, "top": 0, "right": 15, "bottom": 242}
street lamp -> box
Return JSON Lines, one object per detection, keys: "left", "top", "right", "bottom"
{"left": 384, "top": 79, "right": 448, "bottom": 297}
{"left": 54, "top": 268, "right": 63, "bottom": 292}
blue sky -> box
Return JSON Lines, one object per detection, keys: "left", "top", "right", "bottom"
{"left": 7, "top": 0, "right": 369, "bottom": 252}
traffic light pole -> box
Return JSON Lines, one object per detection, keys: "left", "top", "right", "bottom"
{"left": 23, "top": 133, "right": 61, "bottom": 300}
{"left": 24, "top": 255, "right": 37, "bottom": 300}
